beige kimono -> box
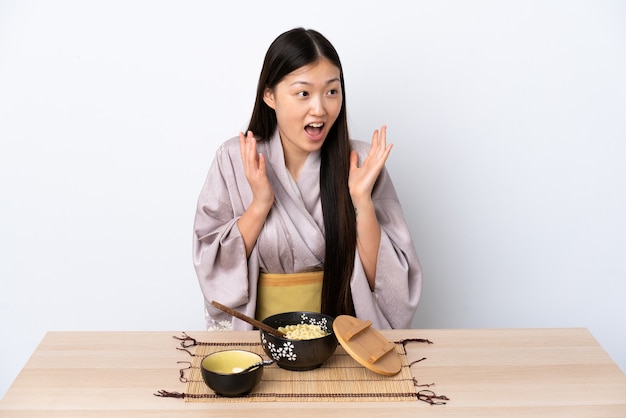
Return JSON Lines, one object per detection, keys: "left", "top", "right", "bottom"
{"left": 193, "top": 131, "right": 422, "bottom": 330}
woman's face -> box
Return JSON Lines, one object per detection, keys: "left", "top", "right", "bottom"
{"left": 263, "top": 57, "right": 342, "bottom": 160}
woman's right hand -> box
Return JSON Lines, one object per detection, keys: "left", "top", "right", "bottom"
{"left": 239, "top": 131, "right": 274, "bottom": 214}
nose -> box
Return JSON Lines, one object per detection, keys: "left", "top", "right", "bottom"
{"left": 309, "top": 95, "right": 326, "bottom": 116}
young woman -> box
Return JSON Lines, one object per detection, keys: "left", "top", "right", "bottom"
{"left": 193, "top": 28, "right": 422, "bottom": 330}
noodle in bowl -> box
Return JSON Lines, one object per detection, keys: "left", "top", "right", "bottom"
{"left": 260, "top": 311, "right": 337, "bottom": 371}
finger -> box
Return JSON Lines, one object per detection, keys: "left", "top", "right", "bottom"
{"left": 372, "top": 125, "right": 389, "bottom": 159}
{"left": 375, "top": 125, "right": 393, "bottom": 160}
{"left": 239, "top": 131, "right": 253, "bottom": 152}
{"left": 239, "top": 132, "right": 250, "bottom": 171}
{"left": 382, "top": 143, "right": 393, "bottom": 162}
{"left": 379, "top": 125, "right": 387, "bottom": 152}
{"left": 241, "top": 132, "right": 260, "bottom": 173}
{"left": 349, "top": 149, "right": 359, "bottom": 170}
{"left": 239, "top": 132, "right": 246, "bottom": 160}
{"left": 258, "top": 153, "right": 267, "bottom": 177}
{"left": 370, "top": 129, "right": 380, "bottom": 150}
{"left": 246, "top": 133, "right": 258, "bottom": 162}
{"left": 364, "top": 130, "right": 380, "bottom": 164}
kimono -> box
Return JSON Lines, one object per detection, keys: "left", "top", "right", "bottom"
{"left": 193, "top": 131, "right": 422, "bottom": 330}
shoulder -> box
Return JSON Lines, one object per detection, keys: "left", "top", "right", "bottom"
{"left": 212, "top": 136, "right": 242, "bottom": 165}
{"left": 202, "top": 136, "right": 243, "bottom": 180}
{"left": 216, "top": 136, "right": 241, "bottom": 155}
{"left": 349, "top": 139, "right": 371, "bottom": 157}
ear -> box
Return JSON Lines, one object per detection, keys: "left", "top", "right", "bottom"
{"left": 263, "top": 88, "right": 276, "bottom": 109}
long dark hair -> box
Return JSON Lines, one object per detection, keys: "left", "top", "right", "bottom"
{"left": 247, "top": 28, "right": 356, "bottom": 317}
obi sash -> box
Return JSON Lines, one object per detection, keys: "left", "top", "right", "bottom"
{"left": 255, "top": 271, "right": 323, "bottom": 322}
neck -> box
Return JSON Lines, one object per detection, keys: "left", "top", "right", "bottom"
{"left": 279, "top": 139, "right": 310, "bottom": 182}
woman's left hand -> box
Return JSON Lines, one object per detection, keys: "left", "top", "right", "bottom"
{"left": 349, "top": 125, "right": 393, "bottom": 205}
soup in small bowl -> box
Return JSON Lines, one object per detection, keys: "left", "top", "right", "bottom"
{"left": 200, "top": 350, "right": 264, "bottom": 397}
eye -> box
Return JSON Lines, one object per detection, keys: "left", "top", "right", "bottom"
{"left": 327, "top": 88, "right": 339, "bottom": 96}
{"left": 297, "top": 91, "right": 309, "bottom": 97}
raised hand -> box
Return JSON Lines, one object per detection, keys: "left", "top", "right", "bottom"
{"left": 239, "top": 131, "right": 274, "bottom": 211}
{"left": 237, "top": 131, "right": 275, "bottom": 257}
{"left": 348, "top": 125, "right": 392, "bottom": 289}
{"left": 348, "top": 125, "right": 393, "bottom": 204}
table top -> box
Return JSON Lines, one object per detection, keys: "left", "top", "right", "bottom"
{"left": 1, "top": 328, "right": 625, "bottom": 417}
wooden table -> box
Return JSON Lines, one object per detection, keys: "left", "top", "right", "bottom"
{"left": 1, "top": 328, "right": 625, "bottom": 417}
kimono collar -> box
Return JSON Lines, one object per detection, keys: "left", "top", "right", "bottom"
{"left": 264, "top": 130, "right": 321, "bottom": 187}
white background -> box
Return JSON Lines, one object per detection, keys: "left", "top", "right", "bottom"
{"left": 1, "top": 0, "right": 624, "bottom": 398}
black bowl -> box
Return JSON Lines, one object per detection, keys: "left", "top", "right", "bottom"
{"left": 260, "top": 311, "right": 338, "bottom": 371}
{"left": 200, "top": 350, "right": 264, "bottom": 397}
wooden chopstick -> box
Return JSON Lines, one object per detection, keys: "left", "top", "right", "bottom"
{"left": 210, "top": 300, "right": 286, "bottom": 338}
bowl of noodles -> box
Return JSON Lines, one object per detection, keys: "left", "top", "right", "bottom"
{"left": 260, "top": 311, "right": 337, "bottom": 371}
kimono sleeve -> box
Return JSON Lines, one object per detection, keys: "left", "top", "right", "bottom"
{"left": 350, "top": 141, "right": 422, "bottom": 329}
{"left": 192, "top": 139, "right": 255, "bottom": 328}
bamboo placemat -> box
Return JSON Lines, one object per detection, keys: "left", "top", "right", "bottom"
{"left": 178, "top": 339, "right": 420, "bottom": 403}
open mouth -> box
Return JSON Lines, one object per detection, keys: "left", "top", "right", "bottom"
{"left": 304, "top": 122, "right": 324, "bottom": 137}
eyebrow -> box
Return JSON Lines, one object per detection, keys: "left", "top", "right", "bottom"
{"left": 289, "top": 78, "right": 341, "bottom": 87}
